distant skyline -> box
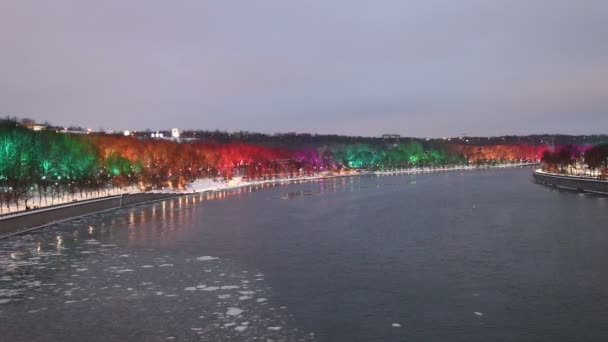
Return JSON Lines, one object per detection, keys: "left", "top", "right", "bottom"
{"left": 1, "top": 1, "right": 607, "bottom": 137}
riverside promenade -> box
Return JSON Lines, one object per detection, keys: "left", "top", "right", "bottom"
{"left": 533, "top": 169, "right": 608, "bottom": 195}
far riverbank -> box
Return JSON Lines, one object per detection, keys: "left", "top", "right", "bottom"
{"left": 533, "top": 169, "right": 608, "bottom": 195}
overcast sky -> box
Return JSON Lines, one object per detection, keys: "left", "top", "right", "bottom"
{"left": 1, "top": 0, "right": 607, "bottom": 137}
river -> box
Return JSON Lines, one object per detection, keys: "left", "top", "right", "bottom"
{"left": 1, "top": 167, "right": 608, "bottom": 341}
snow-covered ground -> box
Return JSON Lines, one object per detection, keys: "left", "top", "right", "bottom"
{"left": 370, "top": 162, "right": 538, "bottom": 176}
{"left": 0, "top": 186, "right": 136, "bottom": 217}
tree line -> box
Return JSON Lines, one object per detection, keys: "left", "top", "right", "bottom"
{"left": 541, "top": 144, "right": 608, "bottom": 178}
{"left": 1, "top": 120, "right": 552, "bottom": 213}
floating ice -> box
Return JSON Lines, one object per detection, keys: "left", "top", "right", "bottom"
{"left": 0, "top": 299, "right": 11, "bottom": 304}
{"left": 140, "top": 265, "right": 154, "bottom": 268}
{"left": 185, "top": 287, "right": 197, "bottom": 291}
{"left": 474, "top": 312, "right": 483, "bottom": 316}
{"left": 226, "top": 307, "right": 243, "bottom": 316}
{"left": 159, "top": 264, "right": 174, "bottom": 267}
{"left": 116, "top": 269, "right": 134, "bottom": 273}
{"left": 256, "top": 298, "right": 267, "bottom": 303}
{"left": 239, "top": 291, "right": 255, "bottom": 295}
{"left": 267, "top": 326, "right": 282, "bottom": 331}
{"left": 196, "top": 256, "right": 218, "bottom": 262}
{"left": 218, "top": 294, "right": 231, "bottom": 299}
{"left": 235, "top": 326, "right": 247, "bottom": 332}
{"left": 220, "top": 285, "right": 239, "bottom": 290}
{"left": 76, "top": 268, "right": 88, "bottom": 272}
{"left": 202, "top": 286, "right": 219, "bottom": 291}
{"left": 392, "top": 323, "right": 401, "bottom": 328}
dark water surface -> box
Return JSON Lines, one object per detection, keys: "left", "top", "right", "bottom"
{"left": 2, "top": 167, "right": 608, "bottom": 341}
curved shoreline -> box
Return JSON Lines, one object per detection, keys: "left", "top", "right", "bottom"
{"left": 533, "top": 169, "right": 608, "bottom": 195}
{"left": 1, "top": 163, "right": 539, "bottom": 239}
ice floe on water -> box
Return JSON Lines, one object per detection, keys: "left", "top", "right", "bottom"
{"left": 220, "top": 285, "right": 239, "bottom": 290}
{"left": 115, "top": 268, "right": 134, "bottom": 273}
{"left": 0, "top": 207, "right": 315, "bottom": 342}
{"left": 196, "top": 256, "right": 219, "bottom": 261}
{"left": 226, "top": 307, "right": 244, "bottom": 316}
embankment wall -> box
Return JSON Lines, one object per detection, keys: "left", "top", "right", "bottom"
{"left": 533, "top": 171, "right": 608, "bottom": 195}
{"left": 0, "top": 193, "right": 181, "bottom": 238}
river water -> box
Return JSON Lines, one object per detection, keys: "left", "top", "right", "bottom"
{"left": 1, "top": 167, "right": 608, "bottom": 341}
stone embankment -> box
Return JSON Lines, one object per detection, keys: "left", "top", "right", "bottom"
{"left": 533, "top": 170, "right": 608, "bottom": 195}
{"left": 0, "top": 193, "right": 181, "bottom": 238}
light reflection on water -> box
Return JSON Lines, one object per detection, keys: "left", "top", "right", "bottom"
{"left": 0, "top": 179, "right": 325, "bottom": 341}
{"left": 3, "top": 169, "right": 607, "bottom": 342}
